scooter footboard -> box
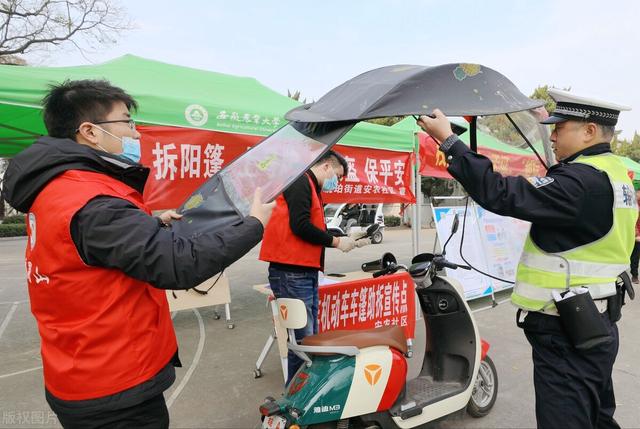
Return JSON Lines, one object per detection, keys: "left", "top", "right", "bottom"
{"left": 416, "top": 278, "right": 477, "bottom": 385}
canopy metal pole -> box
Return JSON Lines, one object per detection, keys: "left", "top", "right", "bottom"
{"left": 470, "top": 116, "right": 478, "bottom": 152}
{"left": 411, "top": 162, "right": 418, "bottom": 257}
{"left": 410, "top": 131, "right": 422, "bottom": 256}
{"left": 415, "top": 146, "right": 421, "bottom": 255}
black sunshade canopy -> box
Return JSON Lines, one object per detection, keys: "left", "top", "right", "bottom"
{"left": 286, "top": 63, "right": 544, "bottom": 122}
{"left": 173, "top": 63, "right": 547, "bottom": 246}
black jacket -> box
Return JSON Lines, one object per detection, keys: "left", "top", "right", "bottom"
{"left": 2, "top": 137, "right": 264, "bottom": 415}
{"left": 3, "top": 136, "right": 265, "bottom": 411}
{"left": 2, "top": 136, "right": 264, "bottom": 290}
{"left": 442, "top": 139, "right": 614, "bottom": 253}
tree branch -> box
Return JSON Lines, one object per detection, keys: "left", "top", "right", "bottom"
{"left": 0, "top": 0, "right": 131, "bottom": 57}
{"left": 4, "top": 0, "right": 51, "bottom": 18}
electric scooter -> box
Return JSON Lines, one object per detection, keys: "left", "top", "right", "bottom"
{"left": 326, "top": 204, "right": 385, "bottom": 244}
{"left": 259, "top": 214, "right": 498, "bottom": 429}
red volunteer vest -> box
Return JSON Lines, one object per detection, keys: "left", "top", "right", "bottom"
{"left": 260, "top": 174, "right": 327, "bottom": 269}
{"left": 26, "top": 170, "right": 177, "bottom": 400}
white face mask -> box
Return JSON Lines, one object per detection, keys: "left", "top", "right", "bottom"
{"left": 93, "top": 125, "right": 141, "bottom": 164}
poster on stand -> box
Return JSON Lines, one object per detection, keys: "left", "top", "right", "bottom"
{"left": 432, "top": 205, "right": 493, "bottom": 300}
{"left": 432, "top": 200, "right": 530, "bottom": 300}
{"left": 475, "top": 207, "right": 530, "bottom": 293}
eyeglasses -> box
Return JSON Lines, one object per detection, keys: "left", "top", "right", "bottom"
{"left": 94, "top": 119, "right": 137, "bottom": 130}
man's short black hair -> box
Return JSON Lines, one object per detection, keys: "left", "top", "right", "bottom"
{"left": 42, "top": 79, "right": 138, "bottom": 140}
{"left": 316, "top": 149, "right": 349, "bottom": 175}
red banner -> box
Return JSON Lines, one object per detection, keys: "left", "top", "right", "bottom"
{"left": 139, "top": 125, "right": 262, "bottom": 209}
{"left": 418, "top": 134, "right": 546, "bottom": 179}
{"left": 138, "top": 125, "right": 416, "bottom": 209}
{"left": 322, "top": 146, "right": 415, "bottom": 204}
{"left": 317, "top": 272, "right": 416, "bottom": 340}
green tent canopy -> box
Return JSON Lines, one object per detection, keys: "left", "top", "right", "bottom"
{"left": 338, "top": 120, "right": 414, "bottom": 153}
{"left": 0, "top": 54, "right": 415, "bottom": 157}
{"left": 0, "top": 55, "right": 300, "bottom": 156}
{"left": 618, "top": 154, "right": 640, "bottom": 179}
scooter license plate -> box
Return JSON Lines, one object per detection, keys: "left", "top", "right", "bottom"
{"left": 262, "top": 415, "right": 287, "bottom": 429}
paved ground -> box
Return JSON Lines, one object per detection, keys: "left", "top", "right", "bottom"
{"left": 1, "top": 228, "right": 639, "bottom": 429}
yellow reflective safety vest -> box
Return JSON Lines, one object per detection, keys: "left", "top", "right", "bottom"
{"left": 511, "top": 153, "right": 638, "bottom": 313}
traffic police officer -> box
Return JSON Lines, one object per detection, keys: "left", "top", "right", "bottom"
{"left": 417, "top": 89, "right": 635, "bottom": 429}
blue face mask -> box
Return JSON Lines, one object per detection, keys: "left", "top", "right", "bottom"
{"left": 94, "top": 125, "right": 141, "bottom": 164}
{"left": 120, "top": 137, "right": 141, "bottom": 163}
{"left": 322, "top": 173, "right": 339, "bottom": 192}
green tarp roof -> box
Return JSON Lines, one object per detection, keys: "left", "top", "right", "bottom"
{"left": 0, "top": 55, "right": 298, "bottom": 156}
{"left": 339, "top": 121, "right": 414, "bottom": 153}
{"left": 619, "top": 154, "right": 640, "bottom": 176}
{"left": 0, "top": 54, "right": 415, "bottom": 156}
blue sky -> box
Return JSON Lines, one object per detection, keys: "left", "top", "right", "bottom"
{"left": 25, "top": 0, "right": 640, "bottom": 137}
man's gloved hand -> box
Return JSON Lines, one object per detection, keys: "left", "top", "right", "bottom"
{"left": 355, "top": 238, "right": 370, "bottom": 248}
{"left": 348, "top": 230, "right": 368, "bottom": 241}
{"left": 336, "top": 236, "right": 357, "bottom": 253}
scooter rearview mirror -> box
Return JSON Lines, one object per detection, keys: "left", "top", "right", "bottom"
{"left": 451, "top": 213, "right": 460, "bottom": 234}
{"left": 441, "top": 213, "right": 460, "bottom": 256}
{"left": 411, "top": 253, "right": 434, "bottom": 264}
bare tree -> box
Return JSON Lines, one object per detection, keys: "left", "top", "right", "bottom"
{"left": 0, "top": 0, "right": 132, "bottom": 58}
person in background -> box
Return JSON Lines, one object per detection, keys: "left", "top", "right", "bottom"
{"left": 339, "top": 203, "right": 361, "bottom": 229}
{"left": 259, "top": 150, "right": 368, "bottom": 384}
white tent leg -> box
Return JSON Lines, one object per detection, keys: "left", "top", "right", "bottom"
{"left": 415, "top": 164, "right": 422, "bottom": 255}
{"left": 411, "top": 169, "right": 418, "bottom": 256}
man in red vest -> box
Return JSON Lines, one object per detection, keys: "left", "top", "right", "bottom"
{"left": 1, "top": 80, "right": 274, "bottom": 428}
{"left": 260, "top": 150, "right": 366, "bottom": 383}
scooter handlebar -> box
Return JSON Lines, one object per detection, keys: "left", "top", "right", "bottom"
{"left": 372, "top": 268, "right": 391, "bottom": 278}
{"left": 439, "top": 260, "right": 459, "bottom": 270}
{"left": 371, "top": 263, "right": 409, "bottom": 278}
{"left": 432, "top": 256, "right": 471, "bottom": 271}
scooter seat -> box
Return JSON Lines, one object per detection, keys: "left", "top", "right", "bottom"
{"left": 301, "top": 326, "right": 407, "bottom": 354}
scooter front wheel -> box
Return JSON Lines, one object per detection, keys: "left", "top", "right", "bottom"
{"left": 467, "top": 355, "right": 498, "bottom": 418}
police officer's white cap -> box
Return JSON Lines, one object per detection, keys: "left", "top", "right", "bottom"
{"left": 541, "top": 89, "right": 631, "bottom": 126}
